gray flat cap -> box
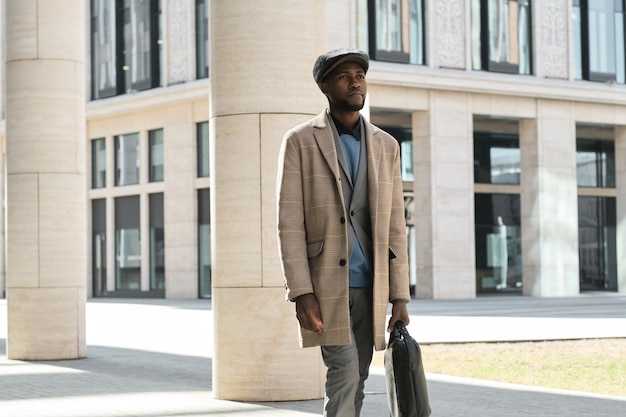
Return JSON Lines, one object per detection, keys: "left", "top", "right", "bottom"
{"left": 313, "top": 49, "right": 369, "bottom": 85}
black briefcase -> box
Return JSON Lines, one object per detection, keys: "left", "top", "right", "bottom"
{"left": 384, "top": 321, "right": 431, "bottom": 417}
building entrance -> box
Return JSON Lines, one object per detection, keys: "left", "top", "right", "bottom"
{"left": 578, "top": 196, "right": 617, "bottom": 291}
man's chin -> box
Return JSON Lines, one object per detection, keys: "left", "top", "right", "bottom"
{"left": 340, "top": 102, "right": 365, "bottom": 112}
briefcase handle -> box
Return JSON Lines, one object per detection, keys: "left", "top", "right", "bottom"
{"left": 390, "top": 320, "right": 410, "bottom": 344}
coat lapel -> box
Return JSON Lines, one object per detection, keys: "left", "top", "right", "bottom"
{"left": 313, "top": 112, "right": 341, "bottom": 180}
{"left": 365, "top": 121, "right": 381, "bottom": 222}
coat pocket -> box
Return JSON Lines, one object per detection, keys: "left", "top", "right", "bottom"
{"left": 307, "top": 241, "right": 324, "bottom": 259}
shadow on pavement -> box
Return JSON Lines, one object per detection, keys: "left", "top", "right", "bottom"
{"left": 0, "top": 345, "right": 212, "bottom": 402}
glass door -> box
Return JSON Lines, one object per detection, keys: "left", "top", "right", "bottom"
{"left": 92, "top": 199, "right": 107, "bottom": 297}
{"left": 578, "top": 196, "right": 617, "bottom": 291}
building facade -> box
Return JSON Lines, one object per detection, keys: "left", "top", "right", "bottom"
{"left": 1, "top": 0, "right": 625, "bottom": 301}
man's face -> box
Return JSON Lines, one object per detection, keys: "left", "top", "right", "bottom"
{"left": 321, "top": 61, "right": 367, "bottom": 112}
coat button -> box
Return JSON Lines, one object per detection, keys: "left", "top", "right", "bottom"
{"left": 340, "top": 217, "right": 346, "bottom": 224}
{"left": 350, "top": 210, "right": 355, "bottom": 216}
{"left": 339, "top": 259, "right": 346, "bottom": 266}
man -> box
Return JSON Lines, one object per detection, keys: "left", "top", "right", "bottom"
{"left": 277, "top": 48, "right": 411, "bottom": 417}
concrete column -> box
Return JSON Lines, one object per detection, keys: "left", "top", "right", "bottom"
{"left": 5, "top": 0, "right": 86, "bottom": 360}
{"left": 210, "top": 0, "right": 326, "bottom": 401}
{"left": 520, "top": 100, "right": 579, "bottom": 297}
{"left": 163, "top": 105, "right": 197, "bottom": 298}
{"left": 413, "top": 91, "right": 475, "bottom": 299}
{"left": 615, "top": 126, "right": 626, "bottom": 293}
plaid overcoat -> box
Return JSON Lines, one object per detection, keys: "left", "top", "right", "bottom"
{"left": 277, "top": 110, "right": 411, "bottom": 351}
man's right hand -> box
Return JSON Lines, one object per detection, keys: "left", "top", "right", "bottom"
{"left": 295, "top": 293, "right": 324, "bottom": 333}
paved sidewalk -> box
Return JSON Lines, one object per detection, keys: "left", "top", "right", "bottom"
{"left": 1, "top": 294, "right": 625, "bottom": 416}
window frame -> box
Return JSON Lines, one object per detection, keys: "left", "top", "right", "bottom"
{"left": 575, "top": 0, "right": 625, "bottom": 83}
{"left": 148, "top": 128, "right": 164, "bottom": 182}
{"left": 114, "top": 195, "right": 141, "bottom": 291}
{"left": 576, "top": 138, "right": 616, "bottom": 188}
{"left": 91, "top": 0, "right": 161, "bottom": 99}
{"left": 91, "top": 137, "right": 107, "bottom": 189}
{"left": 114, "top": 132, "right": 140, "bottom": 186}
{"left": 91, "top": 0, "right": 118, "bottom": 99}
{"left": 474, "top": 0, "right": 533, "bottom": 75}
{"left": 149, "top": 192, "right": 165, "bottom": 291}
{"left": 474, "top": 132, "right": 521, "bottom": 185}
{"left": 366, "top": 0, "right": 425, "bottom": 65}
{"left": 197, "top": 121, "right": 210, "bottom": 178}
{"left": 198, "top": 188, "right": 212, "bottom": 298}
{"left": 195, "top": 0, "right": 209, "bottom": 79}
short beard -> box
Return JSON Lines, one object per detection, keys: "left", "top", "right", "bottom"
{"left": 333, "top": 98, "right": 365, "bottom": 112}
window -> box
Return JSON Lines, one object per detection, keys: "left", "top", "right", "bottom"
{"left": 574, "top": 0, "right": 625, "bottom": 83}
{"left": 383, "top": 126, "right": 413, "bottom": 181}
{"left": 474, "top": 132, "right": 521, "bottom": 184}
{"left": 576, "top": 139, "right": 616, "bottom": 188}
{"left": 91, "top": 138, "right": 106, "bottom": 188}
{"left": 91, "top": 0, "right": 162, "bottom": 99}
{"left": 471, "top": 0, "right": 532, "bottom": 74}
{"left": 358, "top": 0, "right": 425, "bottom": 64}
{"left": 150, "top": 193, "right": 165, "bottom": 290}
{"left": 197, "top": 121, "right": 210, "bottom": 177}
{"left": 198, "top": 188, "right": 212, "bottom": 298}
{"left": 91, "top": 0, "right": 116, "bottom": 98}
{"left": 475, "top": 193, "right": 523, "bottom": 292}
{"left": 578, "top": 196, "right": 617, "bottom": 291}
{"left": 196, "top": 0, "right": 209, "bottom": 78}
{"left": 115, "top": 196, "right": 141, "bottom": 290}
{"left": 149, "top": 129, "right": 164, "bottom": 182}
{"left": 92, "top": 199, "right": 107, "bottom": 297}
{"left": 115, "top": 133, "right": 140, "bottom": 186}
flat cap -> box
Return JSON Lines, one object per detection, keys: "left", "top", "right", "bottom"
{"left": 313, "top": 48, "right": 369, "bottom": 85}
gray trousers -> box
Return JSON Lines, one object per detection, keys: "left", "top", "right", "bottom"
{"left": 321, "top": 287, "right": 374, "bottom": 417}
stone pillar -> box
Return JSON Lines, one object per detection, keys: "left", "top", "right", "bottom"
{"left": 615, "top": 125, "right": 626, "bottom": 293}
{"left": 5, "top": 0, "right": 86, "bottom": 360}
{"left": 209, "top": 1, "right": 326, "bottom": 401}
{"left": 163, "top": 105, "right": 198, "bottom": 298}
{"left": 413, "top": 92, "right": 475, "bottom": 299}
{"left": 520, "top": 100, "right": 579, "bottom": 296}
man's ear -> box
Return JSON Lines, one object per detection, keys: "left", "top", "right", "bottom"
{"left": 320, "top": 82, "right": 328, "bottom": 95}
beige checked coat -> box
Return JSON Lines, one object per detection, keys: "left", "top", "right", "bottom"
{"left": 277, "top": 110, "right": 410, "bottom": 351}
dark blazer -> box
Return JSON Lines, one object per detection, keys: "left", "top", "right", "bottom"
{"left": 277, "top": 110, "right": 410, "bottom": 351}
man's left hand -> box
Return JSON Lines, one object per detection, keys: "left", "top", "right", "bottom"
{"left": 387, "top": 300, "right": 410, "bottom": 332}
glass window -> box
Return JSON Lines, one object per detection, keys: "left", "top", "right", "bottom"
{"left": 383, "top": 126, "right": 413, "bottom": 181}
{"left": 578, "top": 196, "right": 617, "bottom": 291}
{"left": 115, "top": 133, "right": 140, "bottom": 186}
{"left": 149, "top": 129, "right": 164, "bottom": 182}
{"left": 197, "top": 121, "right": 210, "bottom": 177}
{"left": 359, "top": 0, "right": 425, "bottom": 64}
{"left": 196, "top": 0, "right": 209, "bottom": 79}
{"left": 576, "top": 139, "right": 616, "bottom": 188}
{"left": 574, "top": 0, "right": 625, "bottom": 83}
{"left": 91, "top": 138, "right": 106, "bottom": 188}
{"left": 150, "top": 193, "right": 165, "bottom": 291}
{"left": 573, "top": 1, "right": 583, "bottom": 79}
{"left": 198, "top": 188, "right": 212, "bottom": 298}
{"left": 124, "top": 0, "right": 155, "bottom": 92}
{"left": 91, "top": 0, "right": 161, "bottom": 98}
{"left": 474, "top": 132, "right": 521, "bottom": 184}
{"left": 91, "top": 0, "right": 117, "bottom": 99}
{"left": 92, "top": 199, "right": 107, "bottom": 297}
{"left": 471, "top": 0, "right": 532, "bottom": 74}
{"left": 475, "top": 193, "right": 522, "bottom": 293}
{"left": 115, "top": 195, "right": 141, "bottom": 290}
